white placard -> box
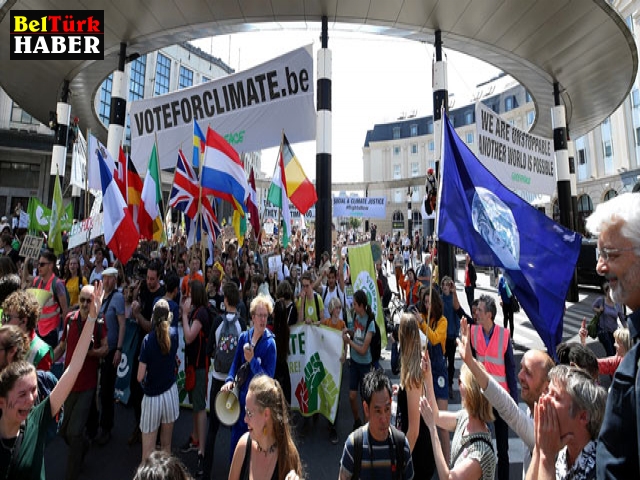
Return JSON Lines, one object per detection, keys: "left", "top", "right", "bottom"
{"left": 68, "top": 212, "right": 105, "bottom": 249}
{"left": 333, "top": 197, "right": 386, "bottom": 218}
{"left": 475, "top": 102, "right": 556, "bottom": 195}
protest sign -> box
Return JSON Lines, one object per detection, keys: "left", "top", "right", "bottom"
{"left": 19, "top": 235, "right": 44, "bottom": 259}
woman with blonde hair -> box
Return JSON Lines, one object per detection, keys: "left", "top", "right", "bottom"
{"left": 138, "top": 299, "right": 180, "bottom": 463}
{"left": 420, "top": 354, "right": 496, "bottom": 480}
{"left": 229, "top": 375, "right": 302, "bottom": 480}
{"left": 395, "top": 312, "right": 435, "bottom": 479}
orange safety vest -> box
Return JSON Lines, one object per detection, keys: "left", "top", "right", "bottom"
{"left": 471, "top": 324, "right": 509, "bottom": 390}
{"left": 34, "top": 275, "right": 61, "bottom": 338}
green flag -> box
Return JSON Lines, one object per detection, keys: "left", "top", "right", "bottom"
{"left": 48, "top": 173, "right": 63, "bottom": 254}
{"left": 348, "top": 242, "right": 386, "bottom": 348}
{"left": 27, "top": 197, "right": 51, "bottom": 232}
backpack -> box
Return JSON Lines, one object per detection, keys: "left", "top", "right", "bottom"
{"left": 351, "top": 425, "right": 406, "bottom": 480}
{"left": 211, "top": 312, "right": 242, "bottom": 374}
{"left": 365, "top": 315, "right": 382, "bottom": 364}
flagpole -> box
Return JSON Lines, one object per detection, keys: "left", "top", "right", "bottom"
{"left": 164, "top": 142, "right": 183, "bottom": 246}
{"left": 197, "top": 138, "right": 206, "bottom": 271}
{"left": 84, "top": 128, "right": 91, "bottom": 223}
{"left": 152, "top": 132, "right": 168, "bottom": 246}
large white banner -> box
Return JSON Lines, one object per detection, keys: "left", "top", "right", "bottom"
{"left": 475, "top": 102, "right": 556, "bottom": 195}
{"left": 263, "top": 204, "right": 315, "bottom": 221}
{"left": 333, "top": 197, "right": 386, "bottom": 218}
{"left": 289, "top": 324, "right": 344, "bottom": 422}
{"left": 130, "top": 45, "right": 316, "bottom": 173}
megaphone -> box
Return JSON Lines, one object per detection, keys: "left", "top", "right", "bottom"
{"left": 26, "top": 288, "right": 53, "bottom": 308}
{"left": 215, "top": 386, "right": 241, "bottom": 427}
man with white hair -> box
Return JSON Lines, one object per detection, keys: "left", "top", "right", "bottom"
{"left": 584, "top": 192, "right": 640, "bottom": 479}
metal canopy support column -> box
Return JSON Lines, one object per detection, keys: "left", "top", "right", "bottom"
{"left": 315, "top": 16, "right": 332, "bottom": 265}
{"left": 434, "top": 30, "right": 455, "bottom": 280}
{"left": 107, "top": 42, "right": 128, "bottom": 162}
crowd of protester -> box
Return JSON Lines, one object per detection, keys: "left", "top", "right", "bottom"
{"left": 0, "top": 192, "right": 639, "bottom": 480}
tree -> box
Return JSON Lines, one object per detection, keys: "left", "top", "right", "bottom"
{"left": 348, "top": 217, "right": 361, "bottom": 230}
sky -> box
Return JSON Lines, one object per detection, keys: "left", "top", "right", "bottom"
{"left": 192, "top": 28, "right": 501, "bottom": 184}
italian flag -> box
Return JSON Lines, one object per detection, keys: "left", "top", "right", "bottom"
{"left": 139, "top": 143, "right": 164, "bottom": 242}
{"left": 267, "top": 153, "right": 291, "bottom": 248}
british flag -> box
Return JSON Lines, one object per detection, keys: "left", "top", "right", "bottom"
{"left": 185, "top": 195, "right": 221, "bottom": 264}
{"left": 169, "top": 149, "right": 200, "bottom": 219}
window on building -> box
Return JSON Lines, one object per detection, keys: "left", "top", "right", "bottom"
{"left": 426, "top": 123, "right": 434, "bottom": 134}
{"left": 393, "top": 127, "right": 401, "bottom": 140}
{"left": 393, "top": 164, "right": 401, "bottom": 179}
{"left": 410, "top": 124, "right": 418, "bottom": 137}
{"left": 10, "top": 102, "right": 37, "bottom": 124}
{"left": 527, "top": 110, "right": 535, "bottom": 126}
{"left": 464, "top": 111, "right": 474, "bottom": 125}
{"left": 604, "top": 140, "right": 613, "bottom": 158}
{"left": 428, "top": 141, "right": 434, "bottom": 151}
{"left": 394, "top": 189, "right": 402, "bottom": 203}
{"left": 604, "top": 189, "right": 617, "bottom": 201}
{"left": 576, "top": 194, "right": 594, "bottom": 235}
{"left": 525, "top": 91, "right": 532, "bottom": 103}
{"left": 154, "top": 53, "right": 171, "bottom": 96}
{"left": 466, "top": 132, "right": 474, "bottom": 144}
{"left": 412, "top": 185, "right": 420, "bottom": 202}
{"left": 491, "top": 103, "right": 499, "bottom": 113}
{"left": 633, "top": 89, "right": 640, "bottom": 108}
{"left": 179, "top": 66, "right": 193, "bottom": 89}
{"left": 505, "top": 96, "right": 516, "bottom": 112}
{"left": 129, "top": 55, "right": 146, "bottom": 101}
{"left": 411, "top": 162, "right": 419, "bottom": 177}
{"left": 202, "top": 75, "right": 210, "bottom": 84}
{"left": 98, "top": 74, "right": 113, "bottom": 126}
{"left": 578, "top": 148, "right": 586, "bottom": 165}
{"left": 626, "top": 14, "right": 634, "bottom": 33}
{"left": 393, "top": 146, "right": 401, "bottom": 156}
{"left": 411, "top": 144, "right": 418, "bottom": 155}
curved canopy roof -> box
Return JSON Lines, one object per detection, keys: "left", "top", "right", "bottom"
{"left": 0, "top": 0, "right": 636, "bottom": 142}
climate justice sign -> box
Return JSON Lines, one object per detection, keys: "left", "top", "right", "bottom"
{"left": 130, "top": 45, "right": 315, "bottom": 172}
{"left": 475, "top": 102, "right": 556, "bottom": 195}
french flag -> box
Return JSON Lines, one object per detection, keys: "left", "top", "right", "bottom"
{"left": 200, "top": 127, "right": 249, "bottom": 212}
{"left": 99, "top": 149, "right": 139, "bottom": 264}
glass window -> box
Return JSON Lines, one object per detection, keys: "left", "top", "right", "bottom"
{"left": 576, "top": 195, "right": 594, "bottom": 235}
{"left": 98, "top": 74, "right": 113, "bottom": 126}
{"left": 410, "top": 124, "right": 418, "bottom": 136}
{"left": 604, "top": 189, "right": 617, "bottom": 201}
{"left": 426, "top": 123, "right": 434, "bottom": 134}
{"left": 633, "top": 89, "right": 640, "bottom": 108}
{"left": 394, "top": 189, "right": 402, "bottom": 203}
{"left": 129, "top": 55, "right": 146, "bottom": 102}
{"left": 411, "top": 162, "right": 419, "bottom": 177}
{"left": 604, "top": 140, "right": 613, "bottom": 158}
{"left": 428, "top": 141, "right": 434, "bottom": 151}
{"left": 393, "top": 146, "right": 401, "bottom": 156}
{"left": 10, "top": 102, "right": 36, "bottom": 124}
{"left": 393, "top": 127, "right": 401, "bottom": 140}
{"left": 466, "top": 132, "right": 474, "bottom": 144}
{"left": 411, "top": 144, "right": 418, "bottom": 155}
{"left": 505, "top": 96, "right": 515, "bottom": 112}
{"left": 179, "top": 66, "right": 193, "bottom": 89}
{"left": 412, "top": 185, "right": 420, "bottom": 202}
{"left": 154, "top": 53, "right": 171, "bottom": 96}
{"left": 527, "top": 110, "right": 535, "bottom": 126}
{"left": 202, "top": 75, "right": 210, "bottom": 84}
{"left": 393, "top": 164, "right": 401, "bottom": 179}
{"left": 464, "top": 111, "right": 474, "bottom": 125}
{"left": 578, "top": 149, "right": 586, "bottom": 164}
{"left": 525, "top": 91, "right": 532, "bottom": 103}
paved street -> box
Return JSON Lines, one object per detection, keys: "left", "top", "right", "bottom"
{"left": 44, "top": 264, "right": 607, "bottom": 480}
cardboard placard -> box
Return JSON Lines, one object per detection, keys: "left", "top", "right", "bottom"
{"left": 19, "top": 235, "right": 44, "bottom": 259}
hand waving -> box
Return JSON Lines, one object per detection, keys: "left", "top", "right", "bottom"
{"left": 90, "top": 281, "right": 103, "bottom": 318}
{"left": 457, "top": 318, "right": 473, "bottom": 365}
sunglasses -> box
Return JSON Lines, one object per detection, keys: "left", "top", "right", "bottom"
{"left": 38, "top": 262, "right": 51, "bottom": 267}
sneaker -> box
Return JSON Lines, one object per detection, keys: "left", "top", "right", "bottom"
{"left": 180, "top": 437, "right": 199, "bottom": 453}
{"left": 95, "top": 430, "right": 111, "bottom": 446}
{"left": 196, "top": 453, "right": 204, "bottom": 476}
{"left": 352, "top": 418, "right": 363, "bottom": 432}
{"left": 329, "top": 426, "right": 339, "bottom": 445}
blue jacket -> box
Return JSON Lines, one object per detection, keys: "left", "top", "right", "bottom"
{"left": 444, "top": 294, "right": 459, "bottom": 337}
{"left": 226, "top": 327, "right": 277, "bottom": 406}
{"left": 596, "top": 309, "right": 640, "bottom": 478}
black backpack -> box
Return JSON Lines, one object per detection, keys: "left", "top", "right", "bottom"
{"left": 351, "top": 425, "right": 406, "bottom": 480}
{"left": 210, "top": 312, "right": 242, "bottom": 375}
{"left": 365, "top": 315, "right": 382, "bottom": 364}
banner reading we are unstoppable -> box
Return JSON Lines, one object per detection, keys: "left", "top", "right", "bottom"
{"left": 130, "top": 45, "right": 316, "bottom": 172}
{"left": 475, "top": 102, "right": 556, "bottom": 195}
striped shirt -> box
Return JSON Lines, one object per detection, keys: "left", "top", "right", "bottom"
{"left": 339, "top": 425, "right": 414, "bottom": 480}
{"left": 450, "top": 410, "right": 496, "bottom": 480}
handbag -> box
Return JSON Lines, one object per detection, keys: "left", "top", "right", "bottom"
{"left": 511, "top": 294, "right": 520, "bottom": 313}
{"left": 587, "top": 311, "right": 601, "bottom": 339}
{"left": 184, "top": 365, "right": 196, "bottom": 392}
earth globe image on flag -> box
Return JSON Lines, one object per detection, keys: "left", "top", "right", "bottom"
{"left": 471, "top": 187, "right": 520, "bottom": 270}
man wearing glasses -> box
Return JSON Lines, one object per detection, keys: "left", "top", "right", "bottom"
{"left": 585, "top": 192, "right": 640, "bottom": 479}
{"left": 33, "top": 250, "right": 69, "bottom": 349}
{"left": 53, "top": 284, "right": 108, "bottom": 480}
{"left": 1, "top": 289, "right": 53, "bottom": 371}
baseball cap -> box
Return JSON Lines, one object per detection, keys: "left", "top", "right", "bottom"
{"left": 102, "top": 267, "right": 119, "bottom": 276}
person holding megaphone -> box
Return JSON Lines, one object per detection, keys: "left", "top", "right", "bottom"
{"left": 221, "top": 294, "right": 276, "bottom": 462}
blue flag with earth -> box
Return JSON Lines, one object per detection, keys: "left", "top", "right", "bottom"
{"left": 437, "top": 113, "right": 581, "bottom": 355}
